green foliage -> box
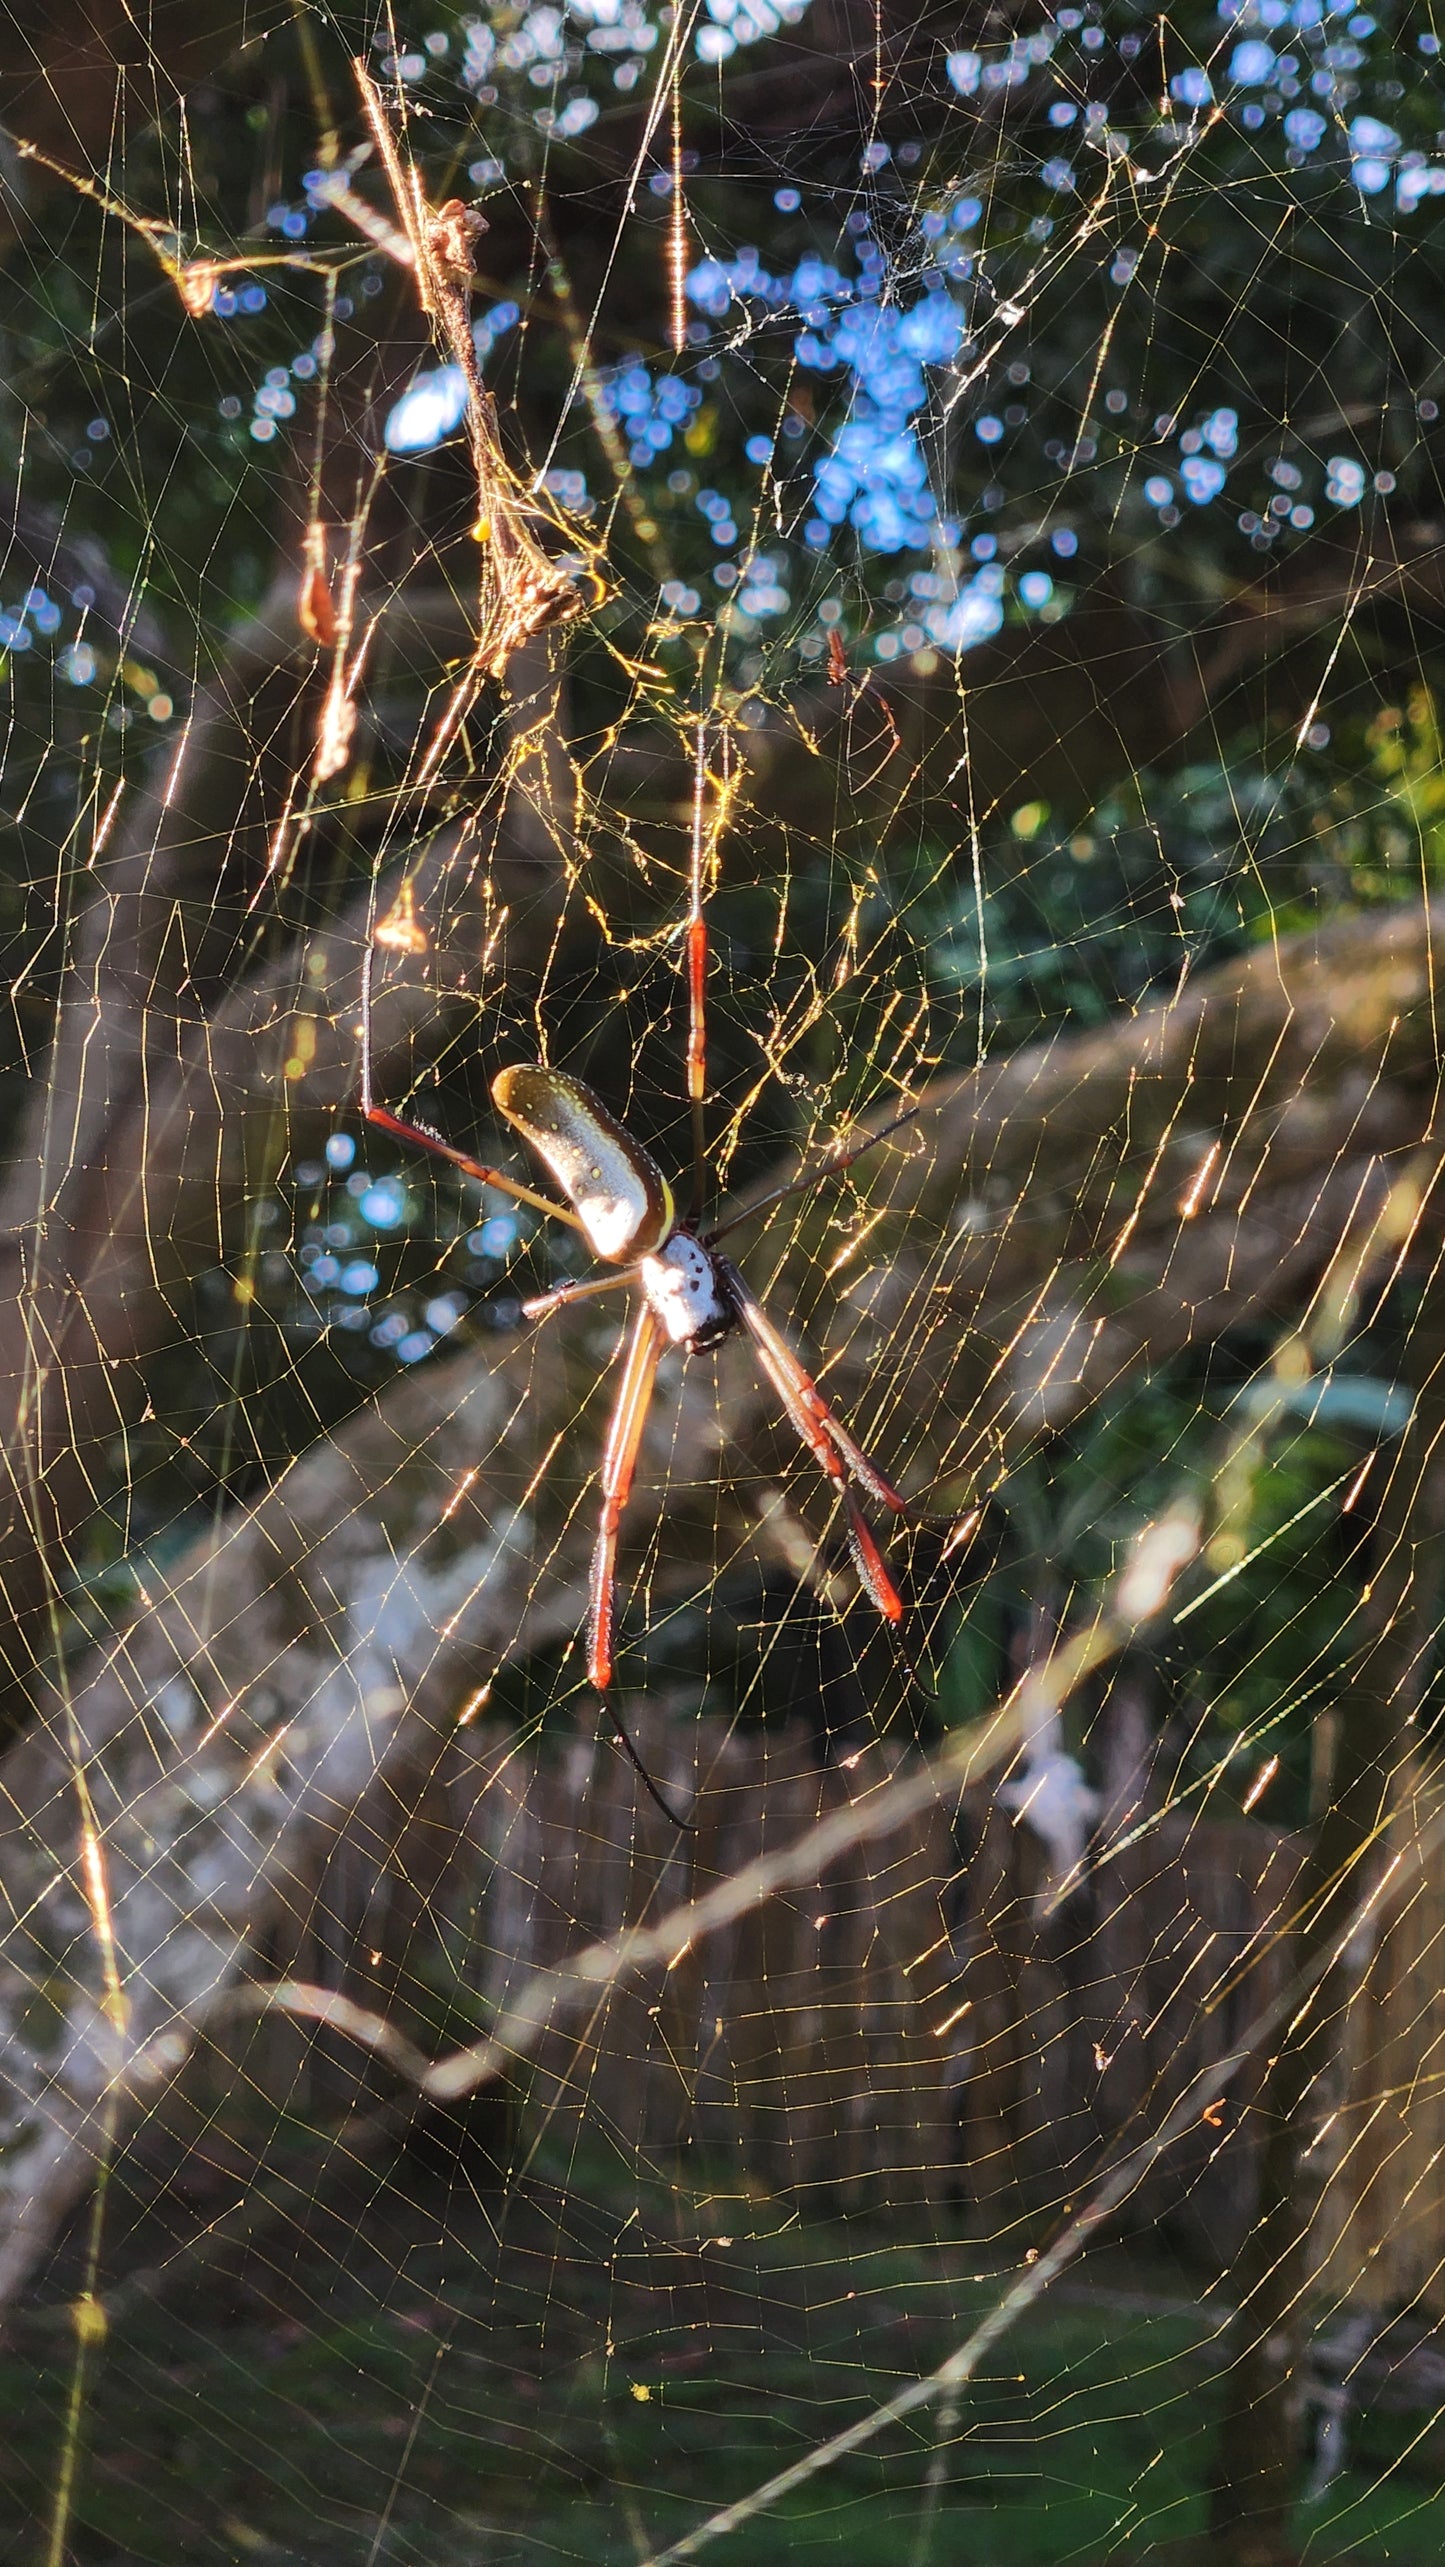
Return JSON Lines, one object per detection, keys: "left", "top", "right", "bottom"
{"left": 933, "top": 1348, "right": 1395, "bottom": 1828}
{"left": 1, "top": 2177, "right": 1438, "bottom": 2563}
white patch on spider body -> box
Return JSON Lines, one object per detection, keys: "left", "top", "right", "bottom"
{"left": 641, "top": 1234, "right": 730, "bottom": 1348}
{"left": 577, "top": 1186, "right": 649, "bottom": 1262}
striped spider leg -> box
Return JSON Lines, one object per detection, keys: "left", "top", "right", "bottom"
{"left": 357, "top": 786, "right": 919, "bottom": 1824}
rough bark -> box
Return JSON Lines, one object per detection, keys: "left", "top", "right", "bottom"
{"left": 772, "top": 893, "right": 1445, "bottom": 1506}
{"left": 0, "top": 580, "right": 574, "bottom": 1733}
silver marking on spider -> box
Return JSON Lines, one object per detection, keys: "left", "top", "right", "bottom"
{"left": 640, "top": 1231, "right": 734, "bottom": 1354}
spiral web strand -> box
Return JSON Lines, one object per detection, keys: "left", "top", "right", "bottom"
{"left": 2, "top": 4, "right": 1445, "bottom": 2564}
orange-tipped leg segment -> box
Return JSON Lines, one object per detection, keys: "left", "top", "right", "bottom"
{"left": 586, "top": 1301, "right": 695, "bottom": 1828}
{"left": 842, "top": 1490, "right": 905, "bottom": 1624}
{"left": 716, "top": 1255, "right": 906, "bottom": 1621}
{"left": 716, "top": 1257, "right": 906, "bottom": 1512}
{"left": 588, "top": 1302, "right": 664, "bottom": 1692}
{"left": 812, "top": 1408, "right": 908, "bottom": 1519}
{"left": 686, "top": 913, "right": 708, "bottom": 1106}
{"left": 360, "top": 1102, "right": 584, "bottom": 1234}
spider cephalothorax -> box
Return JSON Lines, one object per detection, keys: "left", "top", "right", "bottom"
{"left": 639, "top": 1232, "right": 736, "bottom": 1358}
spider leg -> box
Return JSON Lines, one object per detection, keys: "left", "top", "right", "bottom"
{"left": 521, "top": 1268, "right": 641, "bottom": 1323}
{"left": 715, "top": 1255, "right": 906, "bottom": 1515}
{"left": 843, "top": 673, "right": 901, "bottom": 789}
{"left": 704, "top": 1097, "right": 925, "bottom": 1247}
{"left": 602, "top": 1695, "right": 696, "bottom": 1833}
{"left": 587, "top": 1303, "right": 695, "bottom": 1828}
{"left": 359, "top": 943, "right": 584, "bottom": 1233}
{"left": 684, "top": 720, "right": 709, "bottom": 1224}
{"left": 839, "top": 1489, "right": 906, "bottom": 1628}
{"left": 589, "top": 1301, "right": 665, "bottom": 1692}
{"left": 715, "top": 1255, "right": 905, "bottom": 1624}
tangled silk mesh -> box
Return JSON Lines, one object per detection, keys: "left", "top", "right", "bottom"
{"left": 5, "top": 2, "right": 1445, "bottom": 2561}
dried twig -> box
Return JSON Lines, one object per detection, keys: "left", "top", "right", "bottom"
{"left": 354, "top": 60, "right": 585, "bottom": 736}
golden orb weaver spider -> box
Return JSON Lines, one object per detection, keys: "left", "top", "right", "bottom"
{"left": 358, "top": 732, "right": 920, "bottom": 1824}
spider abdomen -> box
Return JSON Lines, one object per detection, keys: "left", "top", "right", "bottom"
{"left": 492, "top": 1063, "right": 674, "bottom": 1262}
{"left": 641, "top": 1231, "right": 734, "bottom": 1353}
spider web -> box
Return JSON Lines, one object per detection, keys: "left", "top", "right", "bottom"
{"left": 2, "top": 3, "right": 1445, "bottom": 2562}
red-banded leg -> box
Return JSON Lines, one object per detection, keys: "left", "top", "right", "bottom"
{"left": 715, "top": 1254, "right": 905, "bottom": 1623}
{"left": 587, "top": 1303, "right": 694, "bottom": 1828}
{"left": 590, "top": 1303, "right": 664, "bottom": 1688}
